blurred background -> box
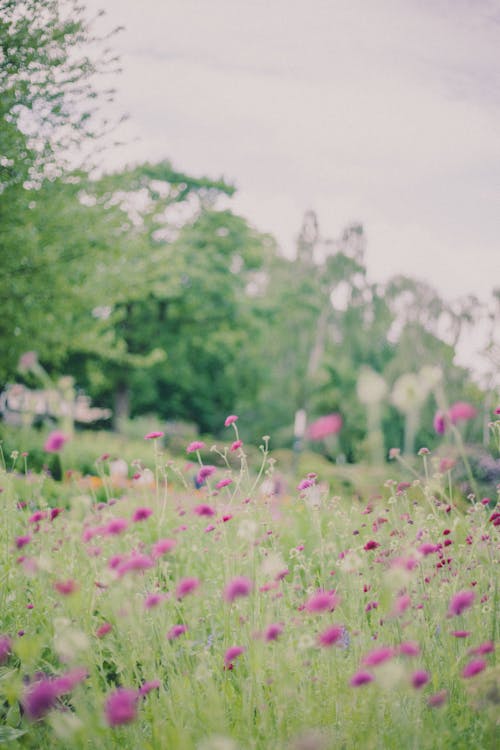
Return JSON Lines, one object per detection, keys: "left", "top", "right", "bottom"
{"left": 1, "top": 0, "right": 499, "bottom": 480}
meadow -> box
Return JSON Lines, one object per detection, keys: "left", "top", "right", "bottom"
{"left": 0, "top": 417, "right": 498, "bottom": 750}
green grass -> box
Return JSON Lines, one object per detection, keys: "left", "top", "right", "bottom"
{"left": 0, "top": 428, "right": 498, "bottom": 749}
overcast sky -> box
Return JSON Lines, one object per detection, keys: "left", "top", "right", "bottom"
{"left": 85, "top": 0, "right": 500, "bottom": 304}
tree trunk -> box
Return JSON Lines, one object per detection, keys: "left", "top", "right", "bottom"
{"left": 113, "top": 382, "right": 130, "bottom": 432}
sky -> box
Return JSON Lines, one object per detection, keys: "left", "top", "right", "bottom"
{"left": 84, "top": 0, "right": 500, "bottom": 308}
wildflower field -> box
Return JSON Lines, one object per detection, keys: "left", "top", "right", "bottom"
{"left": 0, "top": 419, "right": 499, "bottom": 750}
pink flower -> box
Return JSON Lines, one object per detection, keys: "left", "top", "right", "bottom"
{"left": 428, "top": 690, "right": 447, "bottom": 707}
{"left": 418, "top": 542, "right": 440, "bottom": 556}
{"left": 224, "top": 645, "right": 244, "bottom": 667}
{"left": 305, "top": 590, "right": 340, "bottom": 613}
{"left": 224, "top": 576, "right": 253, "bottom": 603}
{"left": 448, "top": 402, "right": 477, "bottom": 424}
{"left": 0, "top": 635, "right": 11, "bottom": 664}
{"left": 411, "top": 670, "right": 430, "bottom": 689}
{"left": 393, "top": 594, "right": 411, "bottom": 615}
{"left": 362, "top": 646, "right": 395, "bottom": 667}
{"left": 139, "top": 680, "right": 161, "bottom": 696}
{"left": 116, "top": 554, "right": 154, "bottom": 577}
{"left": 15, "top": 534, "right": 32, "bottom": 549}
{"left": 448, "top": 590, "right": 475, "bottom": 617}
{"left": 224, "top": 415, "right": 238, "bottom": 427}
{"left": 469, "top": 641, "right": 495, "bottom": 656}
{"left": 28, "top": 510, "right": 47, "bottom": 524}
{"left": 167, "top": 624, "right": 188, "bottom": 640}
{"left": 230, "top": 440, "right": 243, "bottom": 452}
{"left": 151, "top": 538, "right": 176, "bottom": 558}
{"left": 264, "top": 623, "right": 284, "bottom": 642}
{"left": 54, "top": 579, "right": 78, "bottom": 596}
{"left": 103, "top": 518, "right": 128, "bottom": 536}
{"left": 144, "top": 431, "right": 164, "bottom": 440}
{"left": 194, "top": 504, "right": 215, "bottom": 517}
{"left": 187, "top": 441, "right": 205, "bottom": 453}
{"left": 216, "top": 478, "right": 233, "bottom": 490}
{"left": 23, "top": 669, "right": 87, "bottom": 721}
{"left": 176, "top": 577, "right": 200, "bottom": 598}
{"left": 433, "top": 411, "right": 447, "bottom": 435}
{"left": 104, "top": 688, "right": 139, "bottom": 726}
{"left": 350, "top": 671, "right": 374, "bottom": 687}
{"left": 43, "top": 431, "right": 69, "bottom": 453}
{"left": 144, "top": 593, "right": 164, "bottom": 609}
{"left": 196, "top": 465, "right": 216, "bottom": 485}
{"left": 398, "top": 641, "right": 420, "bottom": 657}
{"left": 132, "top": 507, "right": 153, "bottom": 522}
{"left": 96, "top": 623, "right": 112, "bottom": 638}
{"left": 318, "top": 626, "right": 344, "bottom": 647}
{"left": 364, "top": 540, "right": 380, "bottom": 551}
{"left": 452, "top": 630, "right": 471, "bottom": 638}
{"left": 462, "top": 659, "right": 487, "bottom": 678}
{"left": 297, "top": 479, "right": 314, "bottom": 491}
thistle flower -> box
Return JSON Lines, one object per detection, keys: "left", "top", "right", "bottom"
{"left": 187, "top": 441, "right": 205, "bottom": 453}
{"left": 196, "top": 466, "right": 216, "bottom": 485}
{"left": 318, "top": 625, "right": 344, "bottom": 647}
{"left": 411, "top": 670, "right": 430, "bottom": 689}
{"left": 462, "top": 659, "right": 487, "bottom": 678}
{"left": 362, "top": 646, "right": 395, "bottom": 667}
{"left": 139, "top": 680, "right": 160, "bottom": 696}
{"left": 304, "top": 590, "right": 339, "bottom": 613}
{"left": 151, "top": 538, "right": 176, "bottom": 557}
{"left": 167, "top": 624, "right": 188, "bottom": 640}
{"left": 216, "top": 478, "right": 233, "bottom": 490}
{"left": 132, "top": 507, "right": 153, "bottom": 522}
{"left": 96, "top": 623, "right": 112, "bottom": 638}
{"left": 224, "top": 415, "right": 238, "bottom": 427}
{"left": 103, "top": 518, "right": 128, "bottom": 536}
{"left": 144, "top": 431, "right": 164, "bottom": 440}
{"left": 224, "top": 576, "right": 253, "bottom": 603}
{"left": 428, "top": 690, "right": 447, "bottom": 707}
{"left": 44, "top": 431, "right": 69, "bottom": 453}
{"left": 448, "top": 590, "right": 475, "bottom": 617}
{"left": 264, "top": 623, "right": 284, "bottom": 642}
{"left": 176, "top": 577, "right": 200, "bottom": 598}
{"left": 104, "top": 688, "right": 139, "bottom": 726}
{"left": 194, "top": 504, "right": 215, "bottom": 517}
{"left": 224, "top": 645, "right": 244, "bottom": 668}
{"left": 349, "top": 671, "right": 374, "bottom": 687}
{"left": 230, "top": 440, "right": 243, "bottom": 451}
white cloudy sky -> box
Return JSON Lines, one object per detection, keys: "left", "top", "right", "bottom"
{"left": 85, "top": 0, "right": 500, "bottom": 304}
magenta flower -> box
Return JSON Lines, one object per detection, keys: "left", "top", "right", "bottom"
{"left": 224, "top": 645, "right": 244, "bottom": 668}
{"left": 116, "top": 554, "right": 154, "bottom": 577}
{"left": 151, "top": 538, "right": 176, "bottom": 557}
{"left": 469, "top": 641, "right": 495, "bottom": 656}
{"left": 428, "top": 690, "right": 447, "bottom": 707}
{"left": 139, "top": 680, "right": 160, "bottom": 696}
{"left": 297, "top": 479, "right": 314, "bottom": 491}
{"left": 462, "top": 659, "right": 487, "bottom": 679}
{"left": 224, "top": 576, "right": 253, "bottom": 603}
{"left": 15, "top": 534, "right": 32, "bottom": 549}
{"left": 144, "top": 431, "right": 164, "bottom": 440}
{"left": 167, "top": 624, "right": 188, "bottom": 640}
{"left": 230, "top": 440, "right": 243, "bottom": 452}
{"left": 144, "top": 593, "right": 164, "bottom": 609}
{"left": 0, "top": 635, "right": 11, "bottom": 664}
{"left": 398, "top": 641, "right": 420, "bottom": 657}
{"left": 224, "top": 415, "right": 238, "bottom": 427}
{"left": 216, "top": 478, "right": 233, "bottom": 490}
{"left": 448, "top": 401, "right": 477, "bottom": 424}
{"left": 418, "top": 542, "right": 440, "bottom": 556}
{"left": 176, "top": 577, "right": 200, "bottom": 598}
{"left": 362, "top": 646, "right": 395, "bottom": 667}
{"left": 350, "top": 671, "right": 374, "bottom": 687}
{"left": 304, "top": 590, "right": 339, "bottom": 613}
{"left": 44, "top": 430, "right": 69, "bottom": 453}
{"left": 104, "top": 688, "right": 139, "bottom": 726}
{"left": 363, "top": 540, "right": 380, "bottom": 551}
{"left": 318, "top": 625, "right": 344, "bottom": 647}
{"left": 448, "top": 590, "right": 475, "bottom": 617}
{"left": 132, "top": 507, "right": 153, "bottom": 523}
{"left": 393, "top": 594, "right": 411, "bottom": 615}
{"left": 411, "top": 670, "right": 430, "bottom": 689}
{"left": 196, "top": 465, "right": 216, "bottom": 485}
{"left": 54, "top": 579, "right": 78, "bottom": 596}
{"left": 103, "top": 518, "right": 128, "bottom": 536}
{"left": 29, "top": 510, "right": 47, "bottom": 524}
{"left": 452, "top": 630, "right": 471, "bottom": 638}
{"left": 51, "top": 667, "right": 87, "bottom": 694}
{"left": 23, "top": 678, "right": 58, "bottom": 720}
{"left": 264, "top": 623, "right": 284, "bottom": 642}
{"left": 433, "top": 411, "right": 447, "bottom": 435}
{"left": 187, "top": 441, "right": 205, "bottom": 453}
{"left": 194, "top": 504, "right": 215, "bottom": 517}
{"left": 96, "top": 623, "right": 112, "bottom": 638}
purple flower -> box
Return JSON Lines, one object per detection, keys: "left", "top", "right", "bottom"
{"left": 318, "top": 626, "right": 344, "bottom": 647}
{"left": 224, "top": 645, "right": 244, "bottom": 668}
{"left": 132, "top": 507, "right": 153, "bottom": 523}
{"left": 194, "top": 504, "right": 215, "bottom": 517}
{"left": 103, "top": 518, "right": 128, "bottom": 536}
{"left": 224, "top": 576, "right": 253, "bottom": 603}
{"left": 187, "top": 441, "right": 205, "bottom": 453}
{"left": 196, "top": 466, "right": 216, "bottom": 485}
{"left": 151, "top": 538, "right": 176, "bottom": 557}
{"left": 0, "top": 635, "right": 11, "bottom": 665}
{"left": 448, "top": 590, "right": 475, "bottom": 617}
{"left": 433, "top": 411, "right": 447, "bottom": 435}
{"left": 304, "top": 590, "right": 339, "bottom": 613}
{"left": 264, "top": 623, "right": 284, "bottom": 642}
{"left": 462, "top": 659, "right": 487, "bottom": 679}
{"left": 362, "top": 646, "right": 395, "bottom": 667}
{"left": 411, "top": 670, "right": 430, "bottom": 689}
{"left": 23, "top": 679, "right": 58, "bottom": 720}
{"left": 167, "top": 624, "right": 188, "bottom": 640}
{"left": 215, "top": 478, "right": 233, "bottom": 490}
{"left": 104, "top": 688, "right": 139, "bottom": 726}
{"left": 43, "top": 431, "right": 69, "bottom": 453}
{"left": 116, "top": 554, "right": 154, "bottom": 577}
{"left": 176, "top": 577, "right": 200, "bottom": 598}
{"left": 350, "top": 671, "right": 374, "bottom": 687}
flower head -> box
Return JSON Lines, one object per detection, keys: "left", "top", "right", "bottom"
{"left": 224, "top": 576, "right": 253, "bottom": 603}
{"left": 411, "top": 670, "right": 430, "bottom": 689}
{"left": 0, "top": 635, "right": 11, "bottom": 665}
{"left": 44, "top": 431, "right": 69, "bottom": 453}
{"left": 176, "top": 577, "right": 200, "bottom": 598}
{"left": 350, "top": 671, "right": 374, "bottom": 687}
{"left": 224, "top": 415, "right": 238, "bottom": 427}
{"left": 318, "top": 625, "right": 344, "bottom": 647}
{"left": 196, "top": 465, "right": 216, "bottom": 485}
{"left": 144, "top": 431, "right": 164, "bottom": 440}
{"left": 151, "top": 538, "right": 176, "bottom": 558}
{"left": 224, "top": 645, "right": 244, "bottom": 668}
{"left": 462, "top": 659, "right": 487, "bottom": 679}
{"left": 305, "top": 590, "right": 339, "bottom": 613}
{"left": 448, "top": 590, "right": 475, "bottom": 617}
{"left": 132, "top": 507, "right": 153, "bottom": 523}
{"left": 362, "top": 646, "right": 395, "bottom": 667}
{"left": 264, "top": 623, "right": 284, "bottom": 642}
{"left": 187, "top": 441, "right": 205, "bottom": 453}
{"left": 167, "top": 624, "right": 188, "bottom": 640}
{"left": 104, "top": 688, "right": 139, "bottom": 726}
